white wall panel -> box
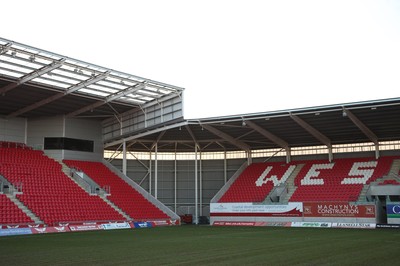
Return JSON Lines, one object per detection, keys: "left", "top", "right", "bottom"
{"left": 0, "top": 117, "right": 26, "bottom": 143}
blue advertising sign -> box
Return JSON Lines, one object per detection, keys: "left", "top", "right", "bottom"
{"left": 0, "top": 228, "right": 32, "bottom": 237}
{"left": 387, "top": 203, "right": 400, "bottom": 218}
{"left": 133, "top": 222, "right": 153, "bottom": 229}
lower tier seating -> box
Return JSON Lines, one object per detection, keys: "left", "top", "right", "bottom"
{"left": 0, "top": 147, "right": 125, "bottom": 225}
{"left": 63, "top": 160, "right": 170, "bottom": 220}
{"left": 0, "top": 194, "right": 33, "bottom": 224}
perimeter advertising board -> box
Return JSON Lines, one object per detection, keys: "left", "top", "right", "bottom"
{"left": 210, "top": 202, "right": 303, "bottom": 217}
{"left": 303, "top": 202, "right": 375, "bottom": 218}
{"left": 386, "top": 202, "right": 400, "bottom": 224}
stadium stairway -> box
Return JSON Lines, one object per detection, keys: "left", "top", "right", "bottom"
{"left": 278, "top": 163, "right": 305, "bottom": 203}
{"left": 5, "top": 194, "right": 42, "bottom": 224}
{"left": 57, "top": 160, "right": 132, "bottom": 221}
{"left": 264, "top": 163, "right": 304, "bottom": 203}
{"left": 63, "top": 159, "right": 180, "bottom": 222}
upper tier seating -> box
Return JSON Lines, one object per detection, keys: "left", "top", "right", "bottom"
{"left": 0, "top": 194, "right": 33, "bottom": 225}
{"left": 63, "top": 160, "right": 170, "bottom": 220}
{"left": 0, "top": 147, "right": 125, "bottom": 225}
{"left": 218, "top": 156, "right": 397, "bottom": 203}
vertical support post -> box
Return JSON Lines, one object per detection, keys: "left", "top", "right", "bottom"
{"left": 174, "top": 151, "right": 177, "bottom": 214}
{"left": 328, "top": 146, "right": 333, "bottom": 162}
{"left": 122, "top": 141, "right": 127, "bottom": 175}
{"left": 224, "top": 151, "right": 227, "bottom": 184}
{"left": 247, "top": 150, "right": 252, "bottom": 165}
{"left": 199, "top": 151, "right": 203, "bottom": 217}
{"left": 194, "top": 145, "right": 198, "bottom": 225}
{"left": 375, "top": 143, "right": 380, "bottom": 159}
{"left": 149, "top": 151, "right": 152, "bottom": 195}
{"left": 286, "top": 147, "right": 291, "bottom": 164}
{"left": 155, "top": 143, "right": 158, "bottom": 199}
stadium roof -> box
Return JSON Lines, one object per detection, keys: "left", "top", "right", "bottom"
{"left": 0, "top": 37, "right": 184, "bottom": 119}
{"left": 1, "top": 37, "right": 399, "bottom": 155}
{"left": 105, "top": 97, "right": 400, "bottom": 154}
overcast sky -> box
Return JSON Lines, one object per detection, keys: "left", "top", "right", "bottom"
{"left": 2, "top": 0, "right": 400, "bottom": 119}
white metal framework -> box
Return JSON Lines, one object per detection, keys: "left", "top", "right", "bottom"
{"left": 0, "top": 37, "right": 184, "bottom": 117}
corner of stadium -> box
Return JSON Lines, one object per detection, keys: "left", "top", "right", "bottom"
{"left": 1, "top": 37, "right": 400, "bottom": 263}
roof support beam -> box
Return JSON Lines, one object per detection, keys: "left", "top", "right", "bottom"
{"left": 185, "top": 125, "right": 200, "bottom": 150}
{"left": 202, "top": 124, "right": 250, "bottom": 152}
{"left": 0, "top": 42, "right": 13, "bottom": 55}
{"left": 290, "top": 113, "right": 333, "bottom": 161}
{"left": 66, "top": 83, "right": 144, "bottom": 117}
{"left": 343, "top": 107, "right": 379, "bottom": 158}
{"left": 245, "top": 120, "right": 291, "bottom": 162}
{"left": 7, "top": 71, "right": 109, "bottom": 118}
{"left": 0, "top": 58, "right": 65, "bottom": 95}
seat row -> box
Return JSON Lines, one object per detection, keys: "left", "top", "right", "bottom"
{"left": 63, "top": 160, "right": 170, "bottom": 220}
{"left": 218, "top": 156, "right": 399, "bottom": 203}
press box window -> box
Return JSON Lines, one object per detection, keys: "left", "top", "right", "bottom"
{"left": 44, "top": 137, "right": 94, "bottom": 152}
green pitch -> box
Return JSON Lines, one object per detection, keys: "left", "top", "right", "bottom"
{"left": 1, "top": 226, "right": 399, "bottom": 265}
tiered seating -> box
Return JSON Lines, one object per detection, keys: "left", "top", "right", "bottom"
{"left": 63, "top": 160, "right": 170, "bottom": 220}
{"left": 0, "top": 147, "right": 125, "bottom": 225}
{"left": 219, "top": 162, "right": 296, "bottom": 202}
{"left": 379, "top": 179, "right": 400, "bottom": 185}
{"left": 0, "top": 194, "right": 33, "bottom": 224}
{"left": 290, "top": 157, "right": 394, "bottom": 202}
{"left": 217, "top": 156, "right": 397, "bottom": 203}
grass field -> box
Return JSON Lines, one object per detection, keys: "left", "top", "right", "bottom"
{"left": 1, "top": 225, "right": 399, "bottom": 265}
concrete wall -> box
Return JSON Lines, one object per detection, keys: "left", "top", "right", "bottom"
{"left": 64, "top": 118, "right": 103, "bottom": 161}
{"left": 25, "top": 116, "right": 103, "bottom": 161}
{"left": 0, "top": 117, "right": 26, "bottom": 143}
{"left": 109, "top": 158, "right": 246, "bottom": 216}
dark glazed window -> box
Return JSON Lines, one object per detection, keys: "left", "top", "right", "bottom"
{"left": 44, "top": 137, "right": 94, "bottom": 152}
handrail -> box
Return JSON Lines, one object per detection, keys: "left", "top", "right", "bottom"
{"left": 102, "top": 159, "right": 180, "bottom": 221}
{"left": 210, "top": 161, "right": 248, "bottom": 203}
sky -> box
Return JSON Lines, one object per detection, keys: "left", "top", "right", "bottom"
{"left": 1, "top": 0, "right": 400, "bottom": 119}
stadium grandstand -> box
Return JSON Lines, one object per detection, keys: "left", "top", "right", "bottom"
{"left": 1, "top": 36, "right": 400, "bottom": 233}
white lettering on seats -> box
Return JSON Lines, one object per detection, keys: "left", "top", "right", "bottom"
{"left": 301, "top": 163, "right": 334, "bottom": 185}
{"left": 255, "top": 165, "right": 296, "bottom": 187}
{"left": 341, "top": 161, "right": 378, "bottom": 184}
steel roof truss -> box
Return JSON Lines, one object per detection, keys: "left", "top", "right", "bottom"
{"left": 202, "top": 124, "right": 250, "bottom": 151}
{"left": 290, "top": 113, "right": 332, "bottom": 148}
{"left": 0, "top": 59, "right": 65, "bottom": 95}
{"left": 7, "top": 71, "right": 110, "bottom": 117}
{"left": 246, "top": 120, "right": 289, "bottom": 149}
{"left": 343, "top": 107, "right": 378, "bottom": 144}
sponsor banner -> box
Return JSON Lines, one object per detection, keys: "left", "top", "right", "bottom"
{"left": 210, "top": 202, "right": 303, "bottom": 217}
{"left": 171, "top": 219, "right": 180, "bottom": 226}
{"left": 133, "top": 222, "right": 154, "bottom": 229}
{"left": 291, "top": 222, "right": 332, "bottom": 228}
{"left": 213, "top": 221, "right": 264, "bottom": 226}
{"left": 69, "top": 225, "right": 103, "bottom": 232}
{"left": 386, "top": 203, "right": 400, "bottom": 218}
{"left": 150, "top": 220, "right": 172, "bottom": 226}
{"left": 28, "top": 224, "right": 45, "bottom": 228}
{"left": 0, "top": 228, "right": 33, "bottom": 237}
{"left": 31, "top": 226, "right": 70, "bottom": 234}
{"left": 331, "top": 223, "right": 376, "bottom": 229}
{"left": 0, "top": 224, "right": 44, "bottom": 229}
{"left": 264, "top": 222, "right": 292, "bottom": 227}
{"left": 212, "top": 221, "right": 293, "bottom": 227}
{"left": 376, "top": 224, "right": 400, "bottom": 229}
{"left": 102, "top": 222, "right": 131, "bottom": 230}
{"left": 303, "top": 202, "right": 375, "bottom": 218}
